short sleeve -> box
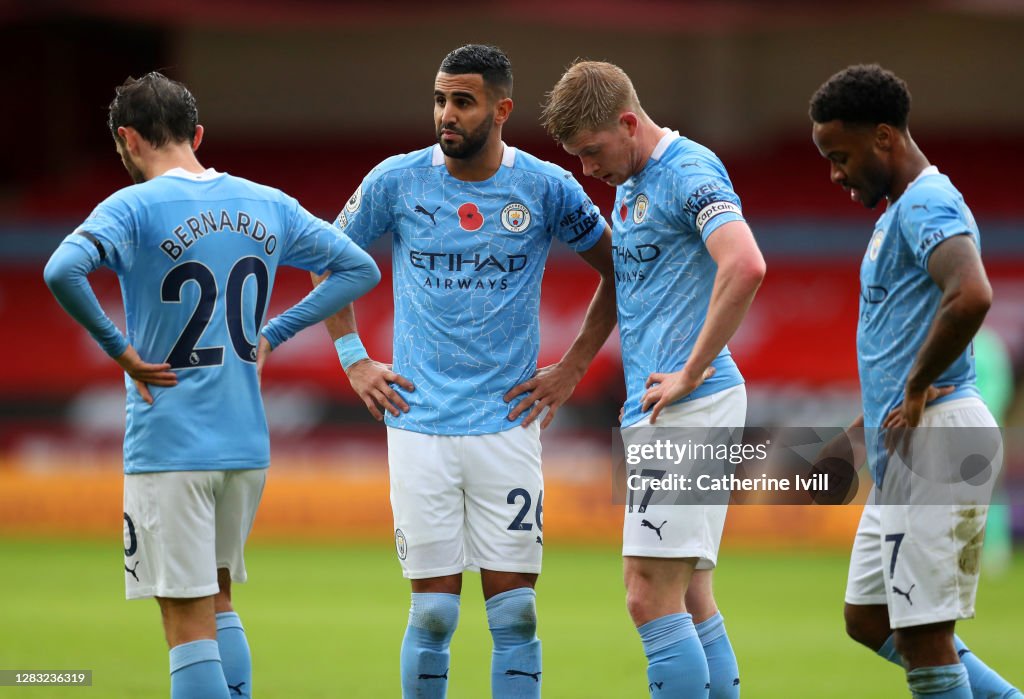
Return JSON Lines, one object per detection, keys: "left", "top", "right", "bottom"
{"left": 333, "top": 166, "right": 395, "bottom": 250}
{"left": 898, "top": 184, "right": 976, "bottom": 269}
{"left": 676, "top": 156, "right": 744, "bottom": 243}
{"left": 550, "top": 171, "right": 604, "bottom": 252}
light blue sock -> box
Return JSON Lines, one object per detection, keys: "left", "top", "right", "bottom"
{"left": 955, "top": 638, "right": 1023, "bottom": 698}
{"left": 169, "top": 639, "right": 229, "bottom": 699}
{"left": 487, "top": 588, "right": 542, "bottom": 699}
{"left": 639, "top": 613, "right": 710, "bottom": 697}
{"left": 907, "top": 664, "right": 971, "bottom": 698}
{"left": 878, "top": 634, "right": 1022, "bottom": 697}
{"left": 876, "top": 634, "right": 902, "bottom": 665}
{"left": 400, "top": 592, "right": 459, "bottom": 699}
{"left": 216, "top": 612, "right": 251, "bottom": 698}
{"left": 695, "top": 613, "right": 739, "bottom": 699}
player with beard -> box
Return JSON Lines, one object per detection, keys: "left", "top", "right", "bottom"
{"left": 317, "top": 45, "right": 616, "bottom": 698}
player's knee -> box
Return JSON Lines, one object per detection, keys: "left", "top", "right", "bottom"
{"left": 844, "top": 604, "right": 886, "bottom": 650}
{"left": 408, "top": 592, "right": 460, "bottom": 642}
{"left": 624, "top": 568, "right": 666, "bottom": 624}
{"left": 486, "top": 588, "right": 538, "bottom": 642}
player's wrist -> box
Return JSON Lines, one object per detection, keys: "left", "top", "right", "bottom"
{"left": 557, "top": 357, "right": 588, "bottom": 383}
{"left": 335, "top": 333, "right": 369, "bottom": 372}
{"left": 680, "top": 363, "right": 706, "bottom": 383}
{"left": 904, "top": 378, "right": 930, "bottom": 396}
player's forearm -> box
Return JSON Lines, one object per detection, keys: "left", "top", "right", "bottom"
{"left": 263, "top": 246, "right": 380, "bottom": 348}
{"left": 557, "top": 274, "right": 617, "bottom": 380}
{"left": 683, "top": 258, "right": 764, "bottom": 376}
{"left": 311, "top": 271, "right": 362, "bottom": 342}
{"left": 818, "top": 414, "right": 866, "bottom": 471}
{"left": 844, "top": 414, "right": 866, "bottom": 466}
{"left": 43, "top": 240, "right": 129, "bottom": 358}
{"left": 905, "top": 282, "right": 990, "bottom": 393}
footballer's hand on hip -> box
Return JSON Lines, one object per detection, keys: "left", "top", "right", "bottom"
{"left": 642, "top": 366, "right": 715, "bottom": 424}
{"left": 347, "top": 359, "right": 414, "bottom": 421}
{"left": 255, "top": 336, "right": 273, "bottom": 387}
{"left": 504, "top": 362, "right": 582, "bottom": 430}
{"left": 882, "top": 384, "right": 956, "bottom": 456}
{"left": 115, "top": 345, "right": 177, "bottom": 405}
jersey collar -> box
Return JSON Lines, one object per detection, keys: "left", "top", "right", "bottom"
{"left": 905, "top": 165, "right": 940, "bottom": 190}
{"left": 431, "top": 143, "right": 517, "bottom": 168}
{"left": 159, "top": 167, "right": 224, "bottom": 181}
{"left": 650, "top": 129, "right": 680, "bottom": 161}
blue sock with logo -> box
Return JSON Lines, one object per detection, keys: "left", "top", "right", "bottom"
{"left": 400, "top": 592, "right": 459, "bottom": 698}
{"left": 216, "top": 612, "right": 251, "bottom": 698}
{"left": 639, "top": 612, "right": 710, "bottom": 697}
{"left": 879, "top": 634, "right": 1022, "bottom": 697}
{"left": 169, "top": 639, "right": 229, "bottom": 699}
{"left": 695, "top": 613, "right": 739, "bottom": 698}
{"left": 487, "top": 588, "right": 542, "bottom": 699}
{"left": 907, "top": 664, "right": 971, "bottom": 698}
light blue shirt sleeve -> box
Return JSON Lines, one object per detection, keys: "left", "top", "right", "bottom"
{"left": 551, "top": 173, "right": 604, "bottom": 252}
{"left": 333, "top": 166, "right": 395, "bottom": 249}
{"left": 676, "top": 157, "right": 744, "bottom": 243}
{"left": 43, "top": 234, "right": 130, "bottom": 358}
{"left": 899, "top": 184, "right": 977, "bottom": 269}
{"left": 260, "top": 205, "right": 381, "bottom": 348}
{"left": 73, "top": 192, "right": 138, "bottom": 274}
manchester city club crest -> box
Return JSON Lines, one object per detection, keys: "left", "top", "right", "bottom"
{"left": 395, "top": 528, "right": 408, "bottom": 560}
{"left": 868, "top": 229, "right": 885, "bottom": 261}
{"left": 633, "top": 193, "right": 650, "bottom": 224}
{"left": 501, "top": 202, "right": 531, "bottom": 233}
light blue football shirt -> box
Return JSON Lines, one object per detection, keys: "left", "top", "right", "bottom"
{"left": 858, "top": 166, "right": 981, "bottom": 483}
{"left": 614, "top": 131, "right": 746, "bottom": 428}
{"left": 336, "top": 144, "right": 604, "bottom": 435}
{"left": 67, "top": 168, "right": 371, "bottom": 473}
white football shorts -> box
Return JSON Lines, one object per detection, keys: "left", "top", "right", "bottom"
{"left": 622, "top": 384, "right": 747, "bottom": 567}
{"left": 123, "top": 468, "right": 266, "bottom": 600}
{"left": 845, "top": 397, "right": 1001, "bottom": 628}
{"left": 387, "top": 423, "right": 544, "bottom": 579}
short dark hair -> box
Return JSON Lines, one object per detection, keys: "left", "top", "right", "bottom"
{"left": 809, "top": 64, "right": 911, "bottom": 129}
{"left": 438, "top": 44, "right": 513, "bottom": 97}
{"left": 107, "top": 72, "right": 198, "bottom": 147}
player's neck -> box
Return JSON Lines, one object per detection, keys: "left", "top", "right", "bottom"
{"left": 888, "top": 140, "right": 931, "bottom": 203}
{"left": 143, "top": 144, "right": 206, "bottom": 181}
{"left": 444, "top": 138, "right": 504, "bottom": 182}
{"left": 631, "top": 119, "right": 668, "bottom": 177}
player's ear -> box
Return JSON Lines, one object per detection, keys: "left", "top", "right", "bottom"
{"left": 117, "top": 126, "right": 141, "bottom": 154}
{"left": 874, "top": 124, "right": 895, "bottom": 153}
{"left": 493, "top": 97, "right": 513, "bottom": 126}
{"left": 620, "top": 112, "right": 639, "bottom": 137}
{"left": 192, "top": 125, "right": 204, "bottom": 152}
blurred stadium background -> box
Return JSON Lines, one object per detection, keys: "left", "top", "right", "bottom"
{"left": 1, "top": 1, "right": 1023, "bottom": 696}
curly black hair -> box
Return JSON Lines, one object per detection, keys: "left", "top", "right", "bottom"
{"left": 108, "top": 72, "right": 198, "bottom": 147}
{"left": 439, "top": 44, "right": 513, "bottom": 97}
{"left": 809, "top": 64, "right": 911, "bottom": 128}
